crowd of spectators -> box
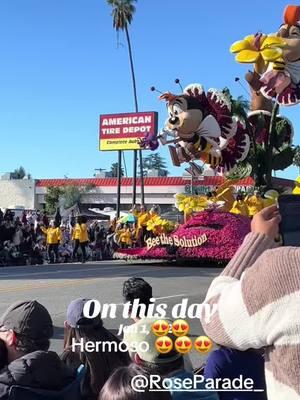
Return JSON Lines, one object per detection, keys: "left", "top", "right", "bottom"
{"left": 0, "top": 274, "right": 269, "bottom": 400}
{"left": 0, "top": 206, "right": 299, "bottom": 399}
{"left": 0, "top": 208, "right": 113, "bottom": 267}
{"left": 0, "top": 204, "right": 167, "bottom": 267}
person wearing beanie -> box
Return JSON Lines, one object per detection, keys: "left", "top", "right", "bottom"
{"left": 0, "top": 300, "right": 77, "bottom": 399}
{"left": 200, "top": 205, "right": 300, "bottom": 399}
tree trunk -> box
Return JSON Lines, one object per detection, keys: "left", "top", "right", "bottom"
{"left": 125, "top": 26, "right": 145, "bottom": 206}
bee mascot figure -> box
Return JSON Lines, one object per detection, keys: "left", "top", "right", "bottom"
{"left": 158, "top": 84, "right": 250, "bottom": 173}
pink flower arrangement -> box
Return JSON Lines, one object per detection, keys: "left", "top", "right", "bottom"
{"left": 115, "top": 211, "right": 250, "bottom": 263}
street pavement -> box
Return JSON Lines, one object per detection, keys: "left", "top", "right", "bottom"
{"left": 0, "top": 260, "right": 221, "bottom": 368}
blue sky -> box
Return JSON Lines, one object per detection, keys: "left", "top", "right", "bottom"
{"left": 0, "top": 0, "right": 299, "bottom": 179}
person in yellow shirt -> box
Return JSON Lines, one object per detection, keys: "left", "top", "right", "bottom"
{"left": 137, "top": 206, "right": 151, "bottom": 245}
{"left": 131, "top": 204, "right": 140, "bottom": 218}
{"left": 118, "top": 224, "right": 132, "bottom": 248}
{"left": 245, "top": 191, "right": 264, "bottom": 217}
{"left": 230, "top": 194, "right": 249, "bottom": 217}
{"left": 131, "top": 223, "right": 143, "bottom": 247}
{"left": 72, "top": 216, "right": 89, "bottom": 263}
{"left": 41, "top": 220, "right": 61, "bottom": 264}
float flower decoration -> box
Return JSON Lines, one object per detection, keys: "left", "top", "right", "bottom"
{"left": 293, "top": 176, "right": 300, "bottom": 194}
{"left": 230, "top": 34, "right": 286, "bottom": 73}
{"left": 146, "top": 215, "right": 175, "bottom": 235}
{"left": 175, "top": 194, "right": 208, "bottom": 215}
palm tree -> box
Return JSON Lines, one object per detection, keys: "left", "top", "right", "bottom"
{"left": 107, "top": 0, "right": 144, "bottom": 207}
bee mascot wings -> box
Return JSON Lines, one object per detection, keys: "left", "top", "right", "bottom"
{"left": 158, "top": 84, "right": 250, "bottom": 173}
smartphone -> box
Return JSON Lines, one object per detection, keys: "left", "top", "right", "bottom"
{"left": 278, "top": 195, "right": 300, "bottom": 246}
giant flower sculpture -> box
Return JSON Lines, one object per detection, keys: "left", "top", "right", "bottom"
{"left": 230, "top": 34, "right": 286, "bottom": 73}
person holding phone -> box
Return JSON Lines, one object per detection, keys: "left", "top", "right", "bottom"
{"left": 200, "top": 205, "right": 300, "bottom": 400}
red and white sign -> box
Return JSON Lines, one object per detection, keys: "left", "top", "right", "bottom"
{"left": 99, "top": 111, "right": 158, "bottom": 151}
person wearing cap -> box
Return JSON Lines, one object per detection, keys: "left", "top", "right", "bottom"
{"left": 41, "top": 220, "right": 61, "bottom": 263}
{"left": 127, "top": 318, "right": 218, "bottom": 400}
{"left": 0, "top": 300, "right": 78, "bottom": 399}
{"left": 61, "top": 298, "right": 130, "bottom": 400}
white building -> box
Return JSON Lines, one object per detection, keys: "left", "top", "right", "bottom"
{"left": 0, "top": 176, "right": 294, "bottom": 212}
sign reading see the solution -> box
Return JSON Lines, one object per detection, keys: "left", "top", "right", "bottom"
{"left": 99, "top": 111, "right": 158, "bottom": 151}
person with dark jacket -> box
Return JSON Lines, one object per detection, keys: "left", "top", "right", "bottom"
{"left": 204, "top": 347, "right": 267, "bottom": 400}
{"left": 61, "top": 298, "right": 130, "bottom": 400}
{"left": 0, "top": 300, "right": 78, "bottom": 399}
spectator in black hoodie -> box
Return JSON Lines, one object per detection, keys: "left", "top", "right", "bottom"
{"left": 0, "top": 300, "right": 77, "bottom": 399}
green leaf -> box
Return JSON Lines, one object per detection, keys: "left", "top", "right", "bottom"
{"left": 226, "top": 163, "right": 252, "bottom": 179}
{"left": 274, "top": 119, "right": 288, "bottom": 149}
{"left": 293, "top": 146, "right": 300, "bottom": 167}
{"left": 272, "top": 147, "right": 295, "bottom": 171}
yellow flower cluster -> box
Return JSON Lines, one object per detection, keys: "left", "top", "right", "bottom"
{"left": 293, "top": 176, "right": 300, "bottom": 195}
{"left": 146, "top": 215, "right": 175, "bottom": 235}
{"left": 175, "top": 194, "right": 208, "bottom": 216}
{"left": 230, "top": 34, "right": 286, "bottom": 73}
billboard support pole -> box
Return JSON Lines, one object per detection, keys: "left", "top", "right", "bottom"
{"left": 117, "top": 150, "right": 122, "bottom": 218}
{"left": 132, "top": 150, "right": 137, "bottom": 207}
{"left": 139, "top": 150, "right": 145, "bottom": 205}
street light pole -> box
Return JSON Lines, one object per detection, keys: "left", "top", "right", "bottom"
{"left": 117, "top": 150, "right": 122, "bottom": 218}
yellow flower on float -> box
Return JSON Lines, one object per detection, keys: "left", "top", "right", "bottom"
{"left": 146, "top": 217, "right": 159, "bottom": 232}
{"left": 178, "top": 197, "right": 196, "bottom": 214}
{"left": 146, "top": 216, "right": 164, "bottom": 231}
{"left": 195, "top": 196, "right": 208, "bottom": 211}
{"left": 293, "top": 176, "right": 300, "bottom": 194}
{"left": 146, "top": 216, "right": 171, "bottom": 235}
{"left": 176, "top": 195, "right": 208, "bottom": 215}
{"left": 230, "top": 34, "right": 286, "bottom": 73}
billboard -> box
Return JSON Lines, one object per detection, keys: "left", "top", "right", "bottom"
{"left": 99, "top": 111, "right": 158, "bottom": 151}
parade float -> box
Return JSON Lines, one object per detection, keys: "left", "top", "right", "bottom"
{"left": 114, "top": 211, "right": 250, "bottom": 263}
{"left": 114, "top": 4, "right": 300, "bottom": 264}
